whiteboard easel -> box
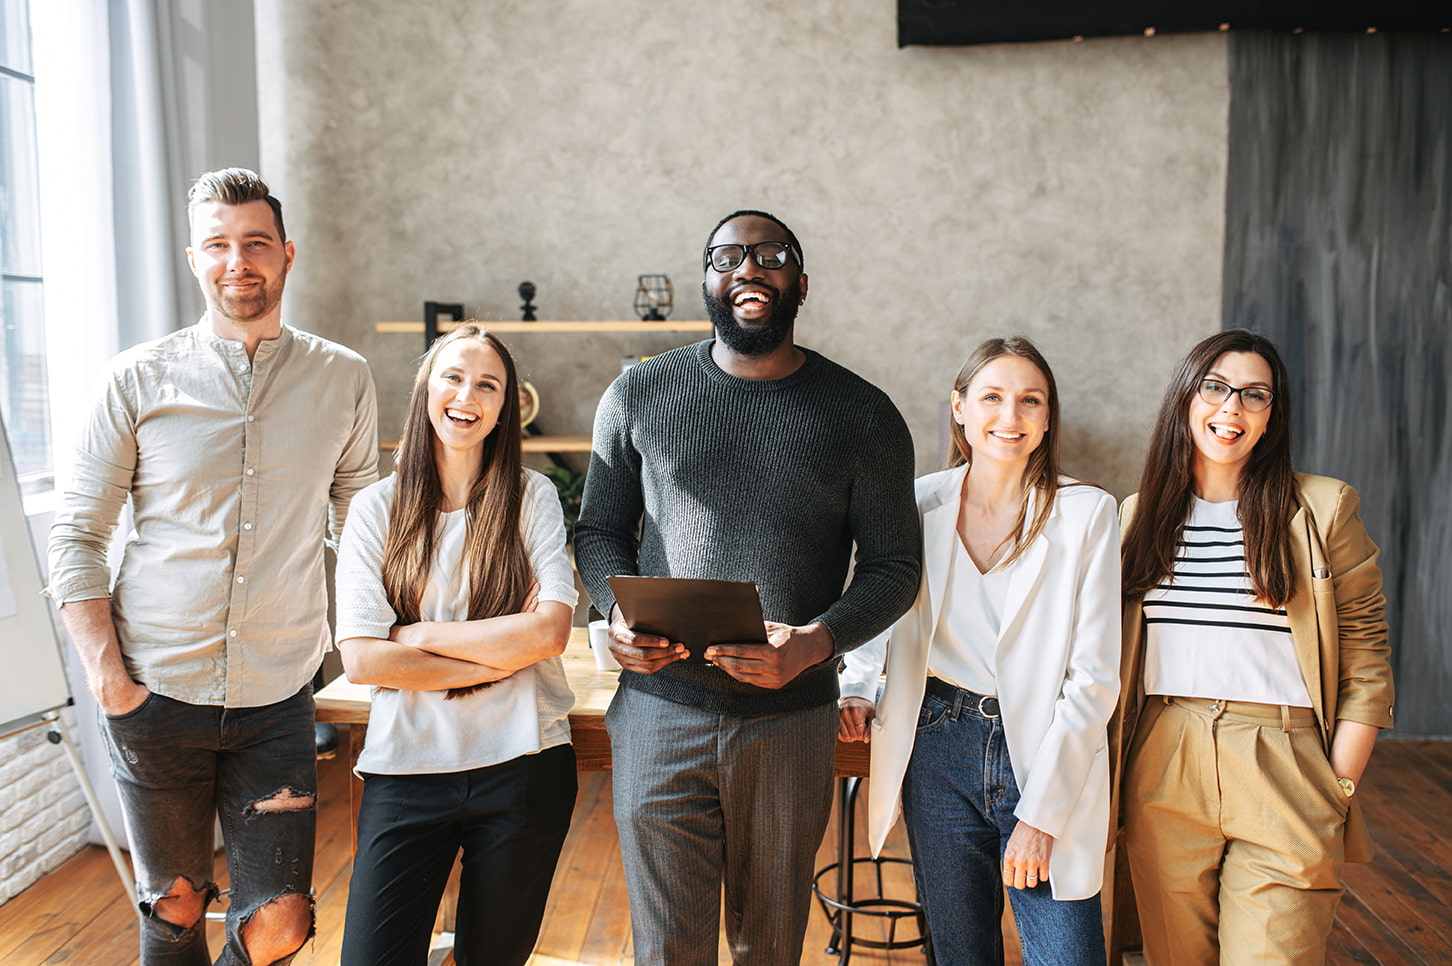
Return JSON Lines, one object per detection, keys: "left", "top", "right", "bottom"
{"left": 0, "top": 418, "right": 135, "bottom": 900}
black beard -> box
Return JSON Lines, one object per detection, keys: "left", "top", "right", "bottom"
{"left": 703, "top": 278, "right": 801, "bottom": 357}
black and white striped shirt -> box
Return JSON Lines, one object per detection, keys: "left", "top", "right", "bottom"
{"left": 1143, "top": 497, "right": 1311, "bottom": 707}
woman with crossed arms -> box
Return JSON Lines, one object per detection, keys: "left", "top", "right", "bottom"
{"left": 841, "top": 336, "right": 1120, "bottom": 965}
{"left": 335, "top": 324, "right": 578, "bottom": 965}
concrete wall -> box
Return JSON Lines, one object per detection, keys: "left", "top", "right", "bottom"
{"left": 255, "top": 1, "right": 1229, "bottom": 499}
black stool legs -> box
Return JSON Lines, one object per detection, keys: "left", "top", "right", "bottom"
{"left": 812, "top": 776, "right": 934, "bottom": 965}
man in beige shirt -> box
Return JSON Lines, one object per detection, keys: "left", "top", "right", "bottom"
{"left": 47, "top": 168, "right": 377, "bottom": 966}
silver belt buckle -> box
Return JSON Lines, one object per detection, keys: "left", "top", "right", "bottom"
{"left": 977, "top": 695, "right": 1000, "bottom": 719}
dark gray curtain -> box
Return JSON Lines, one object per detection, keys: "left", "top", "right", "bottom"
{"left": 1223, "top": 31, "right": 1451, "bottom": 737}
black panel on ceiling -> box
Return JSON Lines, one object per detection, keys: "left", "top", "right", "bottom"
{"left": 898, "top": 2, "right": 1451, "bottom": 47}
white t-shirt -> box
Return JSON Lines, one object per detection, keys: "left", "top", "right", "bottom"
{"left": 1143, "top": 497, "right": 1310, "bottom": 707}
{"left": 334, "top": 470, "right": 579, "bottom": 774}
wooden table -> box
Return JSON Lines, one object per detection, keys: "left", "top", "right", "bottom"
{"left": 316, "top": 629, "right": 899, "bottom": 960}
{"left": 315, "top": 627, "right": 870, "bottom": 849}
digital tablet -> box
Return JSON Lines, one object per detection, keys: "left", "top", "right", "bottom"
{"left": 606, "top": 575, "right": 768, "bottom": 661}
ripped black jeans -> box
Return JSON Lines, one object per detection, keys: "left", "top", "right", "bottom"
{"left": 99, "top": 685, "right": 316, "bottom": 965}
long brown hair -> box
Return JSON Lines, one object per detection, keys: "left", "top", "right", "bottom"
{"left": 949, "top": 337, "right": 1067, "bottom": 570}
{"left": 1121, "top": 329, "right": 1296, "bottom": 606}
{"left": 382, "top": 323, "right": 530, "bottom": 697}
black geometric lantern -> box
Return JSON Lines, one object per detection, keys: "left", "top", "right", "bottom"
{"left": 634, "top": 275, "right": 673, "bottom": 321}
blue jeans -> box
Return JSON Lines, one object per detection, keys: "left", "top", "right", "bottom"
{"left": 99, "top": 686, "right": 317, "bottom": 966}
{"left": 901, "top": 686, "right": 1104, "bottom": 966}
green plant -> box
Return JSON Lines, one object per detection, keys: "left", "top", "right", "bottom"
{"left": 542, "top": 464, "right": 586, "bottom": 541}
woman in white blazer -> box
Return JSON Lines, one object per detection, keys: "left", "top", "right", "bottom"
{"left": 841, "top": 337, "right": 1120, "bottom": 966}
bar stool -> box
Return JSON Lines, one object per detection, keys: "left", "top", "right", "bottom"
{"left": 811, "top": 776, "right": 933, "bottom": 965}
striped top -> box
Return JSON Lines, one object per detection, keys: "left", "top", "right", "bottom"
{"left": 1143, "top": 497, "right": 1311, "bottom": 707}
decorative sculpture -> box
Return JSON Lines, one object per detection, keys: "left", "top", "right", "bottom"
{"left": 519, "top": 281, "right": 538, "bottom": 322}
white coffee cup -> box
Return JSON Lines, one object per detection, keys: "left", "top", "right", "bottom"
{"left": 588, "top": 619, "right": 620, "bottom": 670}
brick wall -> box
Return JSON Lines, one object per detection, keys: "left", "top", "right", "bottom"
{"left": 0, "top": 707, "right": 92, "bottom": 905}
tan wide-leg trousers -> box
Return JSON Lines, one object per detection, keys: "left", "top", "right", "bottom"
{"left": 1122, "top": 695, "right": 1350, "bottom": 965}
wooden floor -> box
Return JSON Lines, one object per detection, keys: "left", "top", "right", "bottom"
{"left": 1, "top": 736, "right": 1449, "bottom": 965}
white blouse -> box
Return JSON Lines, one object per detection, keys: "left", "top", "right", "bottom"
{"left": 925, "top": 538, "right": 1012, "bottom": 696}
{"left": 334, "top": 470, "right": 579, "bottom": 774}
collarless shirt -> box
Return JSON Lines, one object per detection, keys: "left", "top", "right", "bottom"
{"left": 47, "top": 321, "right": 379, "bottom": 708}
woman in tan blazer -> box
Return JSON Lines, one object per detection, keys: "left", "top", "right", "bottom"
{"left": 1113, "top": 329, "right": 1394, "bottom": 965}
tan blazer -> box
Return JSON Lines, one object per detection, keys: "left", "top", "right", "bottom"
{"left": 1111, "top": 472, "right": 1395, "bottom": 864}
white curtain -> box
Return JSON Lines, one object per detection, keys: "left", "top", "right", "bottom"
{"left": 35, "top": 0, "right": 259, "bottom": 474}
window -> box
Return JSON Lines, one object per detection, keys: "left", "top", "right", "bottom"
{"left": 0, "top": 0, "right": 48, "bottom": 497}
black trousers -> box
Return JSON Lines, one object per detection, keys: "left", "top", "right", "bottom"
{"left": 341, "top": 744, "right": 577, "bottom": 966}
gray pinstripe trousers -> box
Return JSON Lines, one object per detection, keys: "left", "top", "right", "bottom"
{"left": 606, "top": 685, "right": 838, "bottom": 966}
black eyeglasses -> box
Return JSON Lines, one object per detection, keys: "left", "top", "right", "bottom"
{"left": 1198, "top": 379, "right": 1275, "bottom": 412}
{"left": 703, "top": 241, "right": 797, "bottom": 273}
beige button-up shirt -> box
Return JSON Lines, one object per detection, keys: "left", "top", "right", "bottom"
{"left": 47, "top": 322, "right": 379, "bottom": 708}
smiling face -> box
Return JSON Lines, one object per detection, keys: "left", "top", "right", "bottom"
{"left": 426, "top": 337, "right": 509, "bottom": 459}
{"left": 1187, "top": 350, "right": 1275, "bottom": 493}
{"left": 701, "top": 214, "right": 807, "bottom": 357}
{"left": 952, "top": 354, "right": 1051, "bottom": 472}
{"left": 186, "top": 199, "right": 294, "bottom": 327}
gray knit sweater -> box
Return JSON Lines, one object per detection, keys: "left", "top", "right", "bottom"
{"left": 574, "top": 340, "right": 921, "bottom": 715}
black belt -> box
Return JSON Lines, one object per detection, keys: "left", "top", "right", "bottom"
{"left": 925, "top": 677, "right": 1000, "bottom": 719}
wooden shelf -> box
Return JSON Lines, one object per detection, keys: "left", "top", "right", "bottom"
{"left": 375, "top": 319, "right": 698, "bottom": 458}
{"left": 377, "top": 320, "right": 711, "bottom": 334}
{"left": 525, "top": 434, "right": 592, "bottom": 452}
{"left": 380, "top": 434, "right": 592, "bottom": 453}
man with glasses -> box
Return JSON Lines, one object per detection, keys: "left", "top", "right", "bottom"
{"left": 47, "top": 168, "right": 377, "bottom": 965}
{"left": 576, "top": 210, "right": 921, "bottom": 965}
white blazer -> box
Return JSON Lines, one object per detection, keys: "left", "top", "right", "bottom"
{"left": 841, "top": 467, "right": 1121, "bottom": 900}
